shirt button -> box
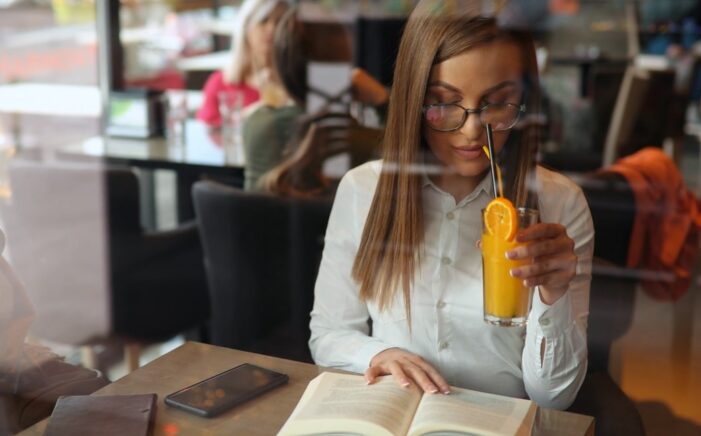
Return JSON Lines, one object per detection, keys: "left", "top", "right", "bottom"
{"left": 438, "top": 341, "right": 449, "bottom": 350}
{"left": 436, "top": 300, "right": 446, "bottom": 309}
{"left": 441, "top": 257, "right": 452, "bottom": 266}
{"left": 540, "top": 318, "right": 550, "bottom": 326}
{"left": 446, "top": 212, "right": 455, "bottom": 220}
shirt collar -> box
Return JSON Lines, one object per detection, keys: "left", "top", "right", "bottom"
{"left": 419, "top": 159, "right": 493, "bottom": 204}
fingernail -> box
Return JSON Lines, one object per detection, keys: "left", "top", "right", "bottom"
{"left": 429, "top": 388, "right": 438, "bottom": 394}
{"left": 443, "top": 389, "right": 451, "bottom": 395}
{"left": 505, "top": 250, "right": 516, "bottom": 259}
{"left": 402, "top": 380, "right": 411, "bottom": 387}
{"left": 523, "top": 279, "right": 531, "bottom": 287}
{"left": 509, "top": 268, "right": 519, "bottom": 277}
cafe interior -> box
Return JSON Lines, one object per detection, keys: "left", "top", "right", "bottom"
{"left": 1, "top": 0, "right": 700, "bottom": 435}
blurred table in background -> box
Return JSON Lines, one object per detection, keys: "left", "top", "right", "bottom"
{"left": 57, "top": 119, "right": 244, "bottom": 224}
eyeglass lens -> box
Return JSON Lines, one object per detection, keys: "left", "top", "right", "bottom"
{"left": 424, "top": 104, "right": 520, "bottom": 132}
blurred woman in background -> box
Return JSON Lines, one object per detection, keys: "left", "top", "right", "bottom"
{"left": 245, "top": 8, "right": 388, "bottom": 193}
{"left": 196, "top": 0, "right": 290, "bottom": 127}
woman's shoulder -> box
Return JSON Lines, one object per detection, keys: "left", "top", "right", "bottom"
{"left": 248, "top": 104, "right": 303, "bottom": 121}
{"left": 336, "top": 160, "right": 383, "bottom": 199}
{"left": 243, "top": 104, "right": 303, "bottom": 138}
{"left": 535, "top": 165, "right": 585, "bottom": 198}
{"left": 204, "top": 71, "right": 258, "bottom": 93}
{"left": 329, "top": 161, "right": 382, "bottom": 227}
{"left": 341, "top": 160, "right": 382, "bottom": 186}
{"left": 535, "top": 166, "right": 591, "bottom": 223}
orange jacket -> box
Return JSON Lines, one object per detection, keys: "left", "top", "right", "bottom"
{"left": 607, "top": 147, "right": 701, "bottom": 300}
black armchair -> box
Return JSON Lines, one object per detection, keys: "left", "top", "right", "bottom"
{"left": 3, "top": 159, "right": 209, "bottom": 365}
{"left": 568, "top": 171, "right": 645, "bottom": 436}
{"left": 193, "top": 180, "right": 332, "bottom": 362}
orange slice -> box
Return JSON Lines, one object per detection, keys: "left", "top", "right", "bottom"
{"left": 484, "top": 197, "right": 518, "bottom": 241}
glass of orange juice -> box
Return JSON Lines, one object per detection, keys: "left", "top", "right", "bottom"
{"left": 481, "top": 200, "right": 539, "bottom": 327}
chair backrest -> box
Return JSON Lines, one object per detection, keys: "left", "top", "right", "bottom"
{"left": 3, "top": 159, "right": 112, "bottom": 344}
{"left": 603, "top": 65, "right": 677, "bottom": 166}
{"left": 354, "top": 16, "right": 407, "bottom": 87}
{"left": 577, "top": 171, "right": 638, "bottom": 373}
{"left": 192, "top": 180, "right": 332, "bottom": 360}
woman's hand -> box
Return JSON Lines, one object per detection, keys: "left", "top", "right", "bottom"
{"left": 507, "top": 223, "right": 577, "bottom": 305}
{"left": 351, "top": 68, "right": 389, "bottom": 106}
{"left": 365, "top": 348, "right": 450, "bottom": 394}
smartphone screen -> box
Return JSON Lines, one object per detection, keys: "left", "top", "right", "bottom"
{"left": 165, "top": 363, "right": 288, "bottom": 417}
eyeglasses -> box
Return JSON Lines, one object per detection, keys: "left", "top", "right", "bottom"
{"left": 422, "top": 102, "right": 526, "bottom": 132}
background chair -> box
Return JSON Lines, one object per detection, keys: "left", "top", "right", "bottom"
{"left": 193, "top": 180, "right": 332, "bottom": 362}
{"left": 568, "top": 171, "right": 645, "bottom": 435}
{"left": 541, "top": 56, "right": 686, "bottom": 173}
{"left": 354, "top": 16, "right": 406, "bottom": 88}
{"left": 603, "top": 65, "right": 681, "bottom": 167}
{"left": 2, "top": 159, "right": 209, "bottom": 371}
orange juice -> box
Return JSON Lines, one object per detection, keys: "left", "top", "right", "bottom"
{"left": 481, "top": 204, "right": 538, "bottom": 326}
{"left": 482, "top": 233, "right": 530, "bottom": 320}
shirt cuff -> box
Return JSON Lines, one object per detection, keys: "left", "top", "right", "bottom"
{"left": 353, "top": 339, "right": 395, "bottom": 372}
{"left": 529, "top": 287, "right": 573, "bottom": 337}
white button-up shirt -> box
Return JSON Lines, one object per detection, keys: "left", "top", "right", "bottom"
{"left": 309, "top": 160, "right": 594, "bottom": 410}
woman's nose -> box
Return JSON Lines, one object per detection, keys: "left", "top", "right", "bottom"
{"left": 459, "top": 112, "right": 483, "bottom": 141}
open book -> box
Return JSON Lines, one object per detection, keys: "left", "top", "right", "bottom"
{"left": 278, "top": 372, "right": 536, "bottom": 436}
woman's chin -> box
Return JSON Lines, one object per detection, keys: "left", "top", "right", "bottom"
{"left": 449, "top": 161, "right": 489, "bottom": 179}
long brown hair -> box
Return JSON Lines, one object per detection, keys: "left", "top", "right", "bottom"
{"left": 271, "top": 7, "right": 309, "bottom": 106}
{"left": 259, "top": 117, "right": 330, "bottom": 198}
{"left": 351, "top": 0, "right": 541, "bottom": 322}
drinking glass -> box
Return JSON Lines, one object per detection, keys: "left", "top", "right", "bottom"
{"left": 482, "top": 207, "right": 539, "bottom": 327}
{"left": 164, "top": 90, "right": 188, "bottom": 146}
{"left": 218, "top": 90, "right": 245, "bottom": 162}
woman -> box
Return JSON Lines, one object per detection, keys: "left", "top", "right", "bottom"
{"left": 244, "top": 8, "right": 388, "bottom": 192}
{"left": 196, "top": 0, "right": 290, "bottom": 127}
{"left": 309, "top": 0, "right": 594, "bottom": 410}
{"left": 241, "top": 7, "right": 307, "bottom": 190}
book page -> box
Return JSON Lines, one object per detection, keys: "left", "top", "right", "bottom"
{"left": 278, "top": 372, "right": 422, "bottom": 436}
{"left": 407, "top": 387, "right": 536, "bottom": 436}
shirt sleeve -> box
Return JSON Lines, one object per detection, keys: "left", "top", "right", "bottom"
{"left": 522, "top": 184, "right": 594, "bottom": 410}
{"left": 309, "top": 170, "right": 394, "bottom": 373}
{"left": 196, "top": 72, "right": 223, "bottom": 127}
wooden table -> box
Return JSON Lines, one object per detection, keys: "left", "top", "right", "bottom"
{"left": 20, "top": 342, "right": 594, "bottom": 436}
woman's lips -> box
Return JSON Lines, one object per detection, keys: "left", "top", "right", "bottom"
{"left": 452, "top": 146, "right": 483, "bottom": 160}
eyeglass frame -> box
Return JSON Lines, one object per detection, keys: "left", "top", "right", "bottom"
{"left": 421, "top": 102, "right": 527, "bottom": 132}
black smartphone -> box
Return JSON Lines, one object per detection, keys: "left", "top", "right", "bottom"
{"left": 164, "top": 363, "right": 289, "bottom": 417}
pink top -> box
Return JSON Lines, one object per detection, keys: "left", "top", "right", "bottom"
{"left": 196, "top": 71, "right": 260, "bottom": 127}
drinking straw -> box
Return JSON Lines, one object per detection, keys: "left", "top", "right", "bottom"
{"left": 485, "top": 123, "right": 500, "bottom": 198}
{"left": 481, "top": 145, "right": 504, "bottom": 198}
